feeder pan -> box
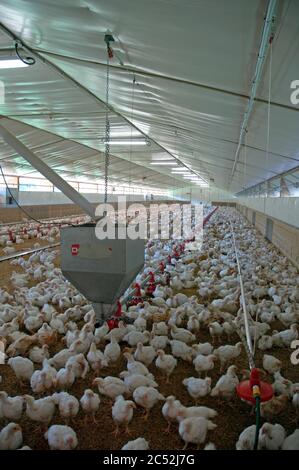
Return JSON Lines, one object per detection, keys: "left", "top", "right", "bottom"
{"left": 236, "top": 368, "right": 273, "bottom": 404}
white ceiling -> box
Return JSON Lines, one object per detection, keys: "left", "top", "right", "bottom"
{"left": 0, "top": 0, "right": 298, "bottom": 194}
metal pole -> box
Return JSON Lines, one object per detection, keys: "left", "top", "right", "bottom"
{"left": 0, "top": 124, "right": 96, "bottom": 219}
{"left": 229, "top": 221, "right": 254, "bottom": 363}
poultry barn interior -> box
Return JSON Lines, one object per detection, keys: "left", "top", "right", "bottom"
{"left": 0, "top": 0, "right": 299, "bottom": 453}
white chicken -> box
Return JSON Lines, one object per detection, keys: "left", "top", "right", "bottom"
{"left": 214, "top": 343, "right": 242, "bottom": 371}
{"left": 134, "top": 342, "right": 156, "bottom": 366}
{"left": 112, "top": 395, "right": 136, "bottom": 435}
{"left": 282, "top": 429, "right": 299, "bottom": 450}
{"left": 169, "top": 340, "right": 193, "bottom": 362}
{"left": 23, "top": 395, "right": 56, "bottom": 426}
{"left": 8, "top": 357, "right": 34, "bottom": 383}
{"left": 65, "top": 353, "right": 89, "bottom": 379}
{"left": 52, "top": 392, "right": 79, "bottom": 422}
{"left": 177, "top": 405, "right": 218, "bottom": 421}
{"left": 210, "top": 365, "right": 239, "bottom": 399}
{"left": 29, "top": 344, "right": 49, "bottom": 364}
{"left": 179, "top": 417, "right": 217, "bottom": 449}
{"left": 263, "top": 354, "right": 282, "bottom": 375}
{"left": 170, "top": 325, "right": 196, "bottom": 344}
{"left": 56, "top": 364, "right": 76, "bottom": 390}
{"left": 258, "top": 423, "right": 286, "bottom": 450}
{"left": 123, "top": 352, "right": 152, "bottom": 376}
{"left": 0, "top": 392, "right": 23, "bottom": 421}
{"left": 93, "top": 377, "right": 127, "bottom": 400}
{"left": 123, "top": 330, "right": 150, "bottom": 346}
{"left": 133, "top": 386, "right": 165, "bottom": 419}
{"left": 162, "top": 395, "right": 183, "bottom": 432}
{"left": 193, "top": 354, "right": 216, "bottom": 376}
{"left": 0, "top": 423, "right": 23, "bottom": 450}
{"left": 80, "top": 389, "right": 101, "bottom": 423}
{"left": 236, "top": 425, "right": 257, "bottom": 450}
{"left": 104, "top": 337, "right": 121, "bottom": 363}
{"left": 192, "top": 342, "right": 213, "bottom": 356}
{"left": 119, "top": 372, "right": 158, "bottom": 393}
{"left": 155, "top": 350, "right": 177, "bottom": 382}
{"left": 209, "top": 322, "right": 223, "bottom": 343}
{"left": 121, "top": 437, "right": 149, "bottom": 450}
{"left": 45, "top": 425, "right": 78, "bottom": 450}
{"left": 183, "top": 377, "right": 212, "bottom": 401}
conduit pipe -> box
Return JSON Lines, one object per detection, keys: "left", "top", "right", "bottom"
{"left": 230, "top": 0, "right": 278, "bottom": 183}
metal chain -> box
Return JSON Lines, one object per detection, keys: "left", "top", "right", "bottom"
{"left": 104, "top": 46, "right": 110, "bottom": 204}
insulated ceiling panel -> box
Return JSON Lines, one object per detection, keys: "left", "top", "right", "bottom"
{"left": 0, "top": 0, "right": 298, "bottom": 193}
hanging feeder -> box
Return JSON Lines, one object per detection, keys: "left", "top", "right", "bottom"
{"left": 236, "top": 368, "right": 273, "bottom": 404}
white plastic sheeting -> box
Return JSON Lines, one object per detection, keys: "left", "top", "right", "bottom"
{"left": 0, "top": 0, "right": 298, "bottom": 193}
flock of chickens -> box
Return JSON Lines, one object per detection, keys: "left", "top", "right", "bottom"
{"left": 0, "top": 207, "right": 298, "bottom": 450}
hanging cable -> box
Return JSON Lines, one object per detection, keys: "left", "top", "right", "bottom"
{"left": 104, "top": 34, "right": 114, "bottom": 204}
{"left": 128, "top": 76, "right": 136, "bottom": 195}
{"left": 266, "top": 39, "right": 273, "bottom": 172}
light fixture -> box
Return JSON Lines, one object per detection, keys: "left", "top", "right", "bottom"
{"left": 102, "top": 140, "right": 148, "bottom": 145}
{"left": 171, "top": 168, "right": 190, "bottom": 172}
{"left": 110, "top": 130, "right": 141, "bottom": 137}
{"left": 150, "top": 162, "right": 178, "bottom": 166}
{"left": 151, "top": 155, "right": 174, "bottom": 161}
{"left": 0, "top": 57, "right": 29, "bottom": 69}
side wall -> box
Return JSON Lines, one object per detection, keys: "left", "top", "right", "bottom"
{"left": 237, "top": 203, "right": 299, "bottom": 269}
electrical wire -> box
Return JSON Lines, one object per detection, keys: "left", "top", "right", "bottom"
{"left": 128, "top": 76, "right": 136, "bottom": 195}
{"left": 15, "top": 42, "right": 36, "bottom": 65}
{"left": 266, "top": 41, "right": 273, "bottom": 173}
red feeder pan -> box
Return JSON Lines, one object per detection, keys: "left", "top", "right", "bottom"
{"left": 236, "top": 368, "right": 273, "bottom": 404}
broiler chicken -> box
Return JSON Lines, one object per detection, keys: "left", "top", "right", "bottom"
{"left": 170, "top": 325, "right": 196, "bottom": 344}
{"left": 155, "top": 350, "right": 177, "bottom": 382}
{"left": 0, "top": 423, "right": 23, "bottom": 450}
{"left": 123, "top": 352, "right": 152, "bottom": 376}
{"left": 119, "top": 371, "right": 158, "bottom": 393}
{"left": 134, "top": 342, "right": 156, "bottom": 366}
{"left": 262, "top": 354, "right": 282, "bottom": 375}
{"left": 183, "top": 377, "right": 211, "bottom": 401}
{"left": 56, "top": 364, "right": 76, "bottom": 390}
{"left": 282, "top": 429, "right": 299, "bottom": 450}
{"left": 236, "top": 425, "right": 257, "bottom": 450}
{"left": 259, "top": 423, "right": 285, "bottom": 450}
{"left": 112, "top": 395, "right": 136, "bottom": 435}
{"left": 179, "top": 417, "right": 217, "bottom": 449}
{"left": 121, "top": 437, "right": 149, "bottom": 450}
{"left": 8, "top": 357, "right": 34, "bottom": 383}
{"left": 104, "top": 337, "right": 121, "bottom": 363}
{"left": 162, "top": 395, "right": 183, "bottom": 433}
{"left": 45, "top": 424, "right": 78, "bottom": 450}
{"left": 0, "top": 392, "right": 23, "bottom": 421}
{"left": 23, "top": 395, "right": 56, "bottom": 426}
{"left": 214, "top": 343, "right": 242, "bottom": 371}
{"left": 52, "top": 392, "right": 79, "bottom": 422}
{"left": 210, "top": 365, "right": 239, "bottom": 400}
{"left": 80, "top": 389, "right": 101, "bottom": 423}
{"left": 93, "top": 377, "right": 126, "bottom": 400}
{"left": 193, "top": 354, "right": 216, "bottom": 376}
{"left": 65, "top": 353, "right": 89, "bottom": 379}
{"left": 133, "top": 386, "right": 165, "bottom": 420}
{"left": 169, "top": 340, "right": 193, "bottom": 362}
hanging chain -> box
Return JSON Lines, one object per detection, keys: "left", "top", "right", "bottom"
{"left": 104, "top": 46, "right": 110, "bottom": 204}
